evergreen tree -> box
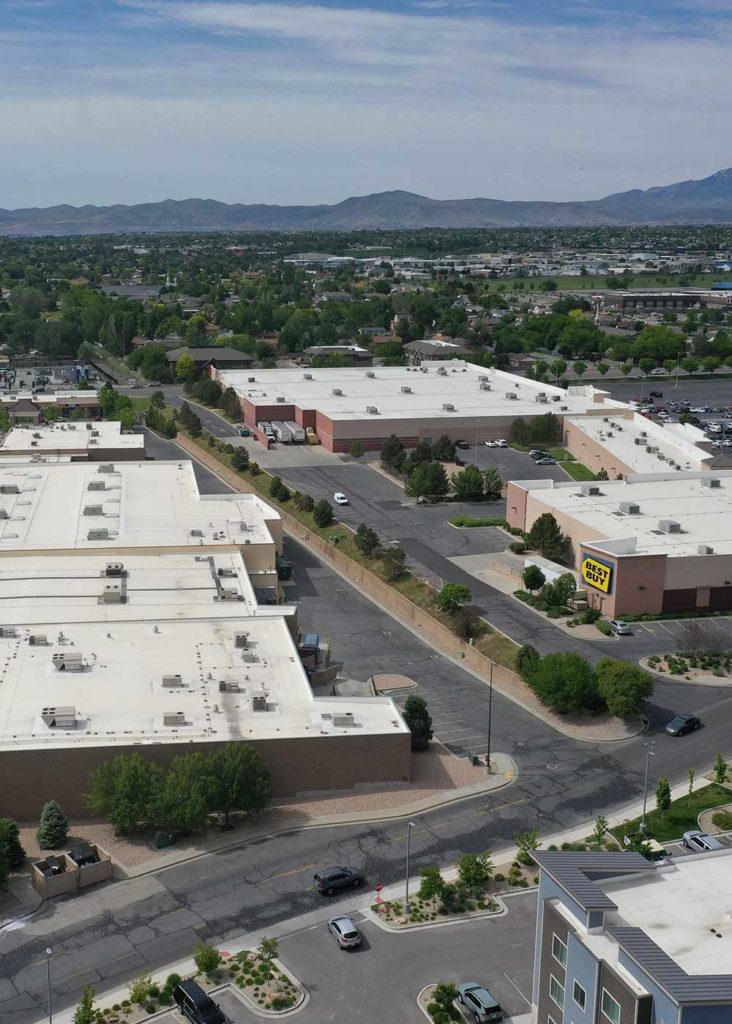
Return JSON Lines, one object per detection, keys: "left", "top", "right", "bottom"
{"left": 355, "top": 523, "right": 380, "bottom": 557}
{"left": 380, "top": 434, "right": 406, "bottom": 472}
{"left": 528, "top": 513, "right": 569, "bottom": 561}
{"left": 402, "top": 694, "right": 433, "bottom": 750}
{"left": 37, "top": 800, "right": 69, "bottom": 850}
{"left": 73, "top": 985, "right": 96, "bottom": 1024}
{"left": 313, "top": 499, "right": 333, "bottom": 528}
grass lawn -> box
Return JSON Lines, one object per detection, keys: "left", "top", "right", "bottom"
{"left": 561, "top": 461, "right": 597, "bottom": 482}
{"left": 129, "top": 396, "right": 151, "bottom": 412}
{"left": 448, "top": 515, "right": 507, "bottom": 528}
{"left": 610, "top": 782, "right": 732, "bottom": 844}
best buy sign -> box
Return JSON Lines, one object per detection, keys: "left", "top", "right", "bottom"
{"left": 581, "top": 554, "right": 614, "bottom": 594}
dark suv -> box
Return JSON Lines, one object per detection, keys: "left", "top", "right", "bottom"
{"left": 314, "top": 866, "right": 365, "bottom": 895}
{"left": 173, "top": 980, "right": 225, "bottom": 1024}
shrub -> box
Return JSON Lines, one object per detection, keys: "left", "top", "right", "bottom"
{"left": 194, "top": 942, "right": 222, "bottom": 976}
{"left": 712, "top": 811, "right": 732, "bottom": 831}
{"left": 166, "top": 974, "right": 182, "bottom": 989}
{"left": 595, "top": 620, "right": 612, "bottom": 636}
{"left": 129, "top": 972, "right": 153, "bottom": 1006}
{"left": 509, "top": 541, "right": 526, "bottom": 554}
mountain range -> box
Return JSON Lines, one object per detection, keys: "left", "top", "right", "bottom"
{"left": 3, "top": 168, "right": 732, "bottom": 235}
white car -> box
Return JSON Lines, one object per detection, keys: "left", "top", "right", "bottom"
{"left": 333, "top": 492, "right": 349, "bottom": 505}
{"left": 650, "top": 367, "right": 667, "bottom": 376}
{"left": 495, "top": 439, "right": 507, "bottom": 448}
{"left": 484, "top": 440, "right": 497, "bottom": 448}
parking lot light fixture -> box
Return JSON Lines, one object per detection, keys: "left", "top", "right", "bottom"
{"left": 640, "top": 739, "right": 656, "bottom": 833}
{"left": 404, "top": 821, "right": 416, "bottom": 915}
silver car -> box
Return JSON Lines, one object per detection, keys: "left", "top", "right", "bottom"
{"left": 327, "top": 915, "right": 362, "bottom": 949}
{"left": 682, "top": 830, "right": 723, "bottom": 853}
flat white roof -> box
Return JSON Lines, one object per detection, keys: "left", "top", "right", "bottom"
{"left": 0, "top": 390, "right": 99, "bottom": 406}
{"left": 516, "top": 470, "right": 732, "bottom": 557}
{"left": 219, "top": 361, "right": 624, "bottom": 422}
{"left": 567, "top": 412, "right": 712, "bottom": 474}
{"left": 0, "top": 460, "right": 279, "bottom": 550}
{"left": 604, "top": 853, "right": 732, "bottom": 976}
{"left": 1, "top": 422, "right": 144, "bottom": 454}
{"left": 0, "top": 613, "right": 406, "bottom": 751}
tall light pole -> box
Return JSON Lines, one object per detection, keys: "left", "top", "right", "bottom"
{"left": 45, "top": 948, "right": 53, "bottom": 1024}
{"left": 486, "top": 662, "right": 494, "bottom": 773}
{"left": 640, "top": 740, "right": 656, "bottom": 833}
{"left": 404, "top": 821, "right": 416, "bottom": 915}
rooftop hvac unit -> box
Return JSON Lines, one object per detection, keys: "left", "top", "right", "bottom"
{"left": 332, "top": 388, "right": 343, "bottom": 396}
{"left": 162, "top": 674, "right": 183, "bottom": 688}
{"left": 83, "top": 505, "right": 104, "bottom": 516}
{"left": 52, "top": 652, "right": 83, "bottom": 671}
{"left": 480, "top": 382, "right": 492, "bottom": 391}
{"left": 33, "top": 432, "right": 41, "bottom": 438}
{"left": 658, "top": 454, "right": 666, "bottom": 461}
{"left": 535, "top": 395, "right": 548, "bottom": 403}
{"left": 333, "top": 712, "right": 355, "bottom": 727}
{"left": 442, "top": 403, "right": 455, "bottom": 412}
{"left": 190, "top": 529, "right": 203, "bottom": 537}
{"left": 88, "top": 480, "right": 106, "bottom": 491}
{"left": 97, "top": 464, "right": 114, "bottom": 473}
{"left": 400, "top": 386, "right": 412, "bottom": 394}
{"left": 478, "top": 375, "right": 489, "bottom": 382}
{"left": 658, "top": 519, "right": 682, "bottom": 533}
{"left": 86, "top": 423, "right": 93, "bottom": 431}
{"left": 617, "top": 425, "right": 623, "bottom": 431}
{"left": 219, "top": 680, "right": 240, "bottom": 693}
{"left": 552, "top": 396, "right": 561, "bottom": 402}
{"left": 90, "top": 430, "right": 99, "bottom": 437}
{"left": 29, "top": 634, "right": 48, "bottom": 646}
{"left": 88, "top": 439, "right": 98, "bottom": 445}
{"left": 242, "top": 651, "right": 258, "bottom": 663}
{"left": 366, "top": 405, "right": 379, "bottom": 414}
{"left": 101, "top": 584, "right": 123, "bottom": 604}
{"left": 41, "top": 706, "right": 77, "bottom": 729}
{"left": 87, "top": 528, "right": 109, "bottom": 540}
{"left": 217, "top": 567, "right": 236, "bottom": 578}
{"left": 619, "top": 502, "right": 640, "bottom": 515}
{"left": 235, "top": 632, "right": 249, "bottom": 648}
{"left": 0, "top": 484, "right": 20, "bottom": 494}
{"left": 537, "top": 391, "right": 547, "bottom": 397}
{"left": 639, "top": 431, "right": 647, "bottom": 438}
{"left": 219, "top": 588, "right": 241, "bottom": 601}
{"left": 437, "top": 367, "right": 448, "bottom": 376}
{"left": 698, "top": 544, "right": 714, "bottom": 554}
{"left": 303, "top": 373, "right": 313, "bottom": 380}
{"left": 366, "top": 371, "right": 375, "bottom": 378}
{"left": 251, "top": 692, "right": 268, "bottom": 711}
{"left": 248, "top": 377, "right": 256, "bottom": 383}
{"left": 581, "top": 484, "right": 600, "bottom": 496}
{"left": 0, "top": 627, "right": 17, "bottom": 638}
{"left": 560, "top": 405, "right": 568, "bottom": 410}
{"left": 0, "top": 509, "right": 8, "bottom": 520}
{"left": 105, "top": 562, "right": 124, "bottom": 577}
{"left": 276, "top": 395, "right": 286, "bottom": 403}
{"left": 702, "top": 478, "right": 722, "bottom": 488}
{"left": 31, "top": 441, "right": 38, "bottom": 447}
{"left": 634, "top": 438, "right": 642, "bottom": 446}
{"left": 603, "top": 417, "right": 609, "bottom": 422}
{"left": 163, "top": 711, "right": 186, "bottom": 727}
{"left": 505, "top": 392, "right": 518, "bottom": 400}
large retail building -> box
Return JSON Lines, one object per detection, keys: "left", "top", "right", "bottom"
{"left": 214, "top": 361, "right": 625, "bottom": 452}
{"left": 507, "top": 469, "right": 732, "bottom": 617}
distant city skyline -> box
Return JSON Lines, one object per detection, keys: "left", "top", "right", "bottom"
{"left": 1, "top": 0, "right": 731, "bottom": 209}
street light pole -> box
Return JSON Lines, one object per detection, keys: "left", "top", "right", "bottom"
{"left": 404, "top": 821, "right": 416, "bottom": 915}
{"left": 486, "top": 662, "right": 493, "bottom": 773}
{"left": 45, "top": 948, "right": 53, "bottom": 1024}
{"left": 640, "top": 740, "right": 656, "bottom": 833}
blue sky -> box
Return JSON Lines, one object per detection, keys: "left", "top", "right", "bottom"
{"left": 0, "top": 0, "right": 730, "bottom": 208}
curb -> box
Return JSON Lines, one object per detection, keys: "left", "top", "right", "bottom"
{"left": 225, "top": 960, "right": 309, "bottom": 1019}
{"left": 417, "top": 985, "right": 435, "bottom": 1023}
{"left": 364, "top": 894, "right": 508, "bottom": 933}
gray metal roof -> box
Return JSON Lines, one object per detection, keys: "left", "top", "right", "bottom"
{"left": 534, "top": 851, "right": 650, "bottom": 912}
{"left": 610, "top": 927, "right": 732, "bottom": 1005}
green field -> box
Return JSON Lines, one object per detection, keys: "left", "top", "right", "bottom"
{"left": 610, "top": 782, "right": 732, "bottom": 844}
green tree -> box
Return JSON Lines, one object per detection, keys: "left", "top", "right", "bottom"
{"left": 269, "top": 475, "right": 291, "bottom": 502}
{"left": 655, "top": 777, "right": 671, "bottom": 819}
{"left": 0, "top": 818, "right": 26, "bottom": 885}
{"left": 73, "top": 985, "right": 96, "bottom": 1024}
{"left": 482, "top": 467, "right": 503, "bottom": 500}
{"left": 432, "top": 434, "right": 457, "bottom": 461}
{"left": 208, "top": 744, "right": 272, "bottom": 826}
{"left": 688, "top": 767, "right": 696, "bottom": 805}
{"left": 573, "top": 360, "right": 588, "bottom": 380}
{"left": 620, "top": 363, "right": 633, "bottom": 377}
{"left": 156, "top": 752, "right": 216, "bottom": 833}
{"left": 232, "top": 447, "right": 249, "bottom": 471}
{"left": 418, "top": 865, "right": 445, "bottom": 900}
{"left": 149, "top": 390, "right": 165, "bottom": 409}
{"left": 595, "top": 658, "right": 654, "bottom": 718}
{"left": 592, "top": 815, "right": 609, "bottom": 845}
{"left": 257, "top": 937, "right": 279, "bottom": 982}
{"left": 85, "top": 752, "right": 165, "bottom": 833}
{"left": 526, "top": 652, "right": 599, "bottom": 714}
{"left": 432, "top": 982, "right": 459, "bottom": 1014}
{"left": 528, "top": 513, "right": 569, "bottom": 561}
{"left": 405, "top": 461, "right": 449, "bottom": 500}
{"left": 380, "top": 434, "right": 406, "bottom": 472}
{"left": 312, "top": 499, "right": 333, "bottom": 528}
{"left": 714, "top": 753, "right": 728, "bottom": 785}
{"left": 402, "top": 694, "right": 433, "bottom": 750}
{"left": 355, "top": 523, "right": 380, "bottom": 558}
{"left": 381, "top": 546, "right": 407, "bottom": 580}
{"left": 37, "top": 800, "right": 69, "bottom": 850}
{"left": 522, "top": 565, "right": 545, "bottom": 594}
{"left": 549, "top": 359, "right": 567, "bottom": 382}
{"left": 437, "top": 583, "right": 471, "bottom": 612}
{"left": 596, "top": 362, "right": 609, "bottom": 377}
{"left": 457, "top": 851, "right": 493, "bottom": 890}
{"left": 129, "top": 972, "right": 153, "bottom": 1006}
{"left": 175, "top": 352, "right": 197, "bottom": 383}
{"left": 194, "top": 942, "right": 222, "bottom": 977}
{"left": 514, "top": 828, "right": 541, "bottom": 866}
{"left": 451, "top": 464, "right": 484, "bottom": 502}
{"left": 349, "top": 441, "right": 365, "bottom": 459}
{"left": 516, "top": 644, "right": 540, "bottom": 681}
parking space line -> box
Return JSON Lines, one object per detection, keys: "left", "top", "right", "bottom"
{"left": 503, "top": 973, "right": 531, "bottom": 1007}
{"left": 655, "top": 622, "right": 675, "bottom": 634}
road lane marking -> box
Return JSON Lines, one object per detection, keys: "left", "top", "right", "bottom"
{"left": 271, "top": 863, "right": 316, "bottom": 880}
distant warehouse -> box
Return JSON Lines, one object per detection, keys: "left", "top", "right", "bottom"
{"left": 213, "top": 361, "right": 626, "bottom": 452}
{"left": 507, "top": 470, "right": 732, "bottom": 617}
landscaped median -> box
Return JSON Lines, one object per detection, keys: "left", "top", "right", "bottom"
{"left": 160, "top": 418, "right": 640, "bottom": 741}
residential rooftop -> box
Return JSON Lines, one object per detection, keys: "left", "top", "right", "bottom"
{"left": 513, "top": 470, "right": 732, "bottom": 557}
{"left": 0, "top": 460, "right": 280, "bottom": 551}
{"left": 218, "top": 361, "right": 624, "bottom": 422}
{"left": 0, "top": 421, "right": 144, "bottom": 455}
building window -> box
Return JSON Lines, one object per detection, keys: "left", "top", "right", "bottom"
{"left": 601, "top": 989, "right": 621, "bottom": 1024}
{"left": 573, "top": 981, "right": 587, "bottom": 1010}
{"left": 549, "top": 975, "right": 565, "bottom": 1010}
{"left": 552, "top": 933, "right": 568, "bottom": 967}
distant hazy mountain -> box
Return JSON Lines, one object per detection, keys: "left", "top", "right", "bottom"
{"left": 3, "top": 168, "right": 732, "bottom": 235}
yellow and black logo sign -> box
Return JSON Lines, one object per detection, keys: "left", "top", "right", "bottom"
{"left": 581, "top": 555, "right": 614, "bottom": 593}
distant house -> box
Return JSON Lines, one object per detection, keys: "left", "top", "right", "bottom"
{"left": 166, "top": 347, "right": 255, "bottom": 373}
{"left": 302, "top": 345, "right": 373, "bottom": 366}
{"left": 313, "top": 291, "right": 351, "bottom": 307}
{"left": 403, "top": 339, "right": 471, "bottom": 364}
